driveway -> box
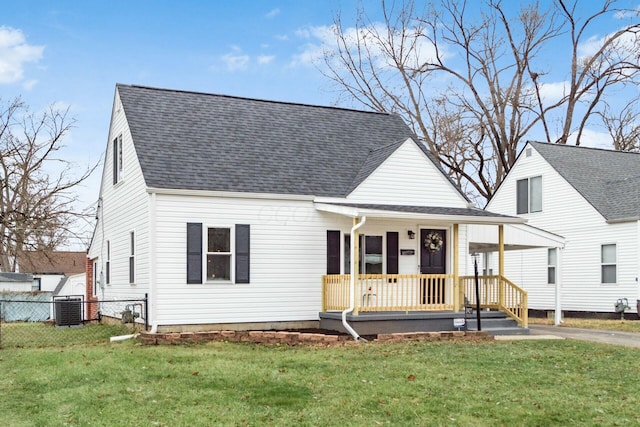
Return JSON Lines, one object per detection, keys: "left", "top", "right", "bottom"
{"left": 528, "top": 324, "right": 640, "bottom": 348}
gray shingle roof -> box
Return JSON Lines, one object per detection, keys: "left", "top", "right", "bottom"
{"left": 529, "top": 141, "right": 640, "bottom": 221}
{"left": 117, "top": 84, "right": 462, "bottom": 198}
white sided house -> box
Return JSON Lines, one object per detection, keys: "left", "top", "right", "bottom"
{"left": 488, "top": 141, "right": 640, "bottom": 317}
{"left": 88, "top": 84, "right": 531, "bottom": 335}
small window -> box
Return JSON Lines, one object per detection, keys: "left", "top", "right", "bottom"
{"left": 601, "top": 244, "right": 616, "bottom": 284}
{"left": 93, "top": 260, "right": 99, "bottom": 296}
{"left": 129, "top": 231, "right": 135, "bottom": 284}
{"left": 482, "top": 253, "right": 493, "bottom": 276}
{"left": 547, "top": 248, "right": 557, "bottom": 285}
{"left": 207, "top": 227, "right": 231, "bottom": 281}
{"left": 363, "top": 235, "right": 383, "bottom": 274}
{"left": 31, "top": 277, "right": 41, "bottom": 292}
{"left": 516, "top": 176, "right": 542, "bottom": 214}
{"left": 113, "top": 135, "right": 123, "bottom": 184}
{"left": 106, "top": 240, "right": 111, "bottom": 285}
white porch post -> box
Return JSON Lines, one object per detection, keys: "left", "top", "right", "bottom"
{"left": 555, "top": 247, "right": 563, "bottom": 325}
{"left": 453, "top": 224, "right": 460, "bottom": 312}
{"left": 498, "top": 224, "right": 505, "bottom": 308}
{"left": 352, "top": 217, "right": 361, "bottom": 315}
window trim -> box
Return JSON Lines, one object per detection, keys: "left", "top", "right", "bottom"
{"left": 93, "top": 260, "right": 99, "bottom": 297}
{"left": 601, "top": 243, "right": 617, "bottom": 284}
{"left": 129, "top": 231, "right": 135, "bottom": 284}
{"left": 113, "top": 134, "right": 123, "bottom": 185}
{"left": 516, "top": 176, "right": 542, "bottom": 214}
{"left": 547, "top": 248, "right": 557, "bottom": 285}
{"left": 106, "top": 240, "right": 111, "bottom": 285}
{"left": 206, "top": 226, "right": 234, "bottom": 282}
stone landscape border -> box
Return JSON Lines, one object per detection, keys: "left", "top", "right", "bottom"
{"left": 137, "top": 330, "right": 490, "bottom": 346}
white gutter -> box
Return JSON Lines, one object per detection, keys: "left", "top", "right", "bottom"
{"left": 342, "top": 216, "right": 367, "bottom": 341}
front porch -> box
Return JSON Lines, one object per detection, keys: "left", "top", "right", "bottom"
{"left": 321, "top": 273, "right": 528, "bottom": 334}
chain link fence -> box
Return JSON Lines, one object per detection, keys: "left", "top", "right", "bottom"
{"left": 0, "top": 294, "right": 147, "bottom": 348}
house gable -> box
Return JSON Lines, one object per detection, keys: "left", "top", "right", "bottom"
{"left": 346, "top": 138, "right": 469, "bottom": 208}
{"left": 526, "top": 141, "right": 640, "bottom": 222}
{"left": 116, "top": 84, "right": 460, "bottom": 199}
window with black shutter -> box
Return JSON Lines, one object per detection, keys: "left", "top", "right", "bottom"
{"left": 327, "top": 231, "right": 341, "bottom": 274}
{"left": 186, "top": 223, "right": 203, "bottom": 284}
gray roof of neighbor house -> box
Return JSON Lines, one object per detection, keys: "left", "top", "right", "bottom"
{"left": 117, "top": 84, "right": 467, "bottom": 200}
{"left": 529, "top": 141, "right": 640, "bottom": 221}
{"left": 0, "top": 272, "right": 33, "bottom": 282}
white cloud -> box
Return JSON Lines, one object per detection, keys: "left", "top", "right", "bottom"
{"left": 566, "top": 128, "right": 613, "bottom": 149}
{"left": 290, "top": 23, "right": 441, "bottom": 70}
{"left": 265, "top": 8, "right": 280, "bottom": 19}
{"left": 221, "top": 53, "right": 250, "bottom": 71}
{"left": 0, "top": 26, "right": 44, "bottom": 84}
{"left": 22, "top": 79, "right": 38, "bottom": 91}
{"left": 257, "top": 55, "right": 275, "bottom": 65}
{"left": 614, "top": 7, "right": 640, "bottom": 19}
{"left": 538, "top": 80, "right": 569, "bottom": 104}
{"left": 577, "top": 27, "right": 639, "bottom": 59}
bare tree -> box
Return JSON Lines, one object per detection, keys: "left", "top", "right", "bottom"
{"left": 322, "top": 0, "right": 640, "bottom": 202}
{"left": 0, "top": 98, "right": 94, "bottom": 272}
{"left": 597, "top": 100, "right": 640, "bottom": 151}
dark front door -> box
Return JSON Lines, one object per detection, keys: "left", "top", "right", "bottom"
{"left": 420, "top": 229, "right": 447, "bottom": 304}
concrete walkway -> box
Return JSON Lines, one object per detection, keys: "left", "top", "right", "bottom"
{"left": 525, "top": 324, "right": 640, "bottom": 348}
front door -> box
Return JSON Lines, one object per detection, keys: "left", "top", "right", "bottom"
{"left": 420, "top": 229, "right": 447, "bottom": 304}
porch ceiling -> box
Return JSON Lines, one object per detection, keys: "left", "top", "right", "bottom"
{"left": 314, "top": 202, "right": 526, "bottom": 225}
{"left": 468, "top": 223, "right": 565, "bottom": 252}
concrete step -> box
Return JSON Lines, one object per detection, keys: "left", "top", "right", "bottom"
{"left": 465, "top": 313, "right": 529, "bottom": 336}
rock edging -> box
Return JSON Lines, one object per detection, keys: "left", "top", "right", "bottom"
{"left": 137, "top": 330, "right": 490, "bottom": 346}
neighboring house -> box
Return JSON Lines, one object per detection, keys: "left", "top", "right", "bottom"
{"left": 88, "top": 84, "right": 532, "bottom": 333}
{"left": 0, "top": 272, "right": 34, "bottom": 292}
{"left": 487, "top": 141, "right": 640, "bottom": 316}
{"left": 16, "top": 251, "right": 87, "bottom": 295}
{"left": 52, "top": 273, "right": 87, "bottom": 298}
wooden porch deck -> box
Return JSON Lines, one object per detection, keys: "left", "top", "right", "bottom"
{"left": 318, "top": 309, "right": 527, "bottom": 336}
{"left": 322, "top": 274, "right": 528, "bottom": 330}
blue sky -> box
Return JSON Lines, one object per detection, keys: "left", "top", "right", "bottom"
{"left": 2, "top": 1, "right": 639, "bottom": 246}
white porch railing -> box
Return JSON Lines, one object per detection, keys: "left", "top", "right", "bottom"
{"left": 322, "top": 274, "right": 455, "bottom": 314}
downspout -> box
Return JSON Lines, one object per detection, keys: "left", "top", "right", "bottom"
{"left": 342, "top": 216, "right": 367, "bottom": 341}
{"left": 149, "top": 191, "right": 158, "bottom": 334}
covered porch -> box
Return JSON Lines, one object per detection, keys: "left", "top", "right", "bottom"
{"left": 316, "top": 202, "right": 564, "bottom": 335}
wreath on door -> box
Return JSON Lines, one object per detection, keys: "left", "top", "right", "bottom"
{"left": 424, "top": 232, "right": 444, "bottom": 252}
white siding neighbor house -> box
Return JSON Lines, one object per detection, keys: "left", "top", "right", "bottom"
{"left": 488, "top": 141, "right": 640, "bottom": 317}
{"left": 88, "top": 84, "right": 530, "bottom": 334}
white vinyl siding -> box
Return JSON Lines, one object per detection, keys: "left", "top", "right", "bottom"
{"left": 88, "top": 90, "right": 149, "bottom": 303}
{"left": 347, "top": 139, "right": 468, "bottom": 208}
{"left": 152, "top": 194, "right": 464, "bottom": 326}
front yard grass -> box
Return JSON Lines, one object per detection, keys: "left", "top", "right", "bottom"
{"left": 529, "top": 316, "right": 640, "bottom": 332}
{"left": 1, "top": 338, "right": 639, "bottom": 426}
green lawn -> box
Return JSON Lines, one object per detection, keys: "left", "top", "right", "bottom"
{"left": 529, "top": 316, "right": 640, "bottom": 332}
{"left": 1, "top": 339, "right": 639, "bottom": 426}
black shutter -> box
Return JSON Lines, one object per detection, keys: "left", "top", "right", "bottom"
{"left": 186, "top": 223, "right": 203, "bottom": 284}
{"left": 327, "top": 230, "right": 341, "bottom": 274}
{"left": 235, "top": 224, "right": 250, "bottom": 284}
{"left": 386, "top": 232, "right": 399, "bottom": 274}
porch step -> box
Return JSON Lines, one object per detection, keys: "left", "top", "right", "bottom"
{"left": 465, "top": 312, "right": 529, "bottom": 336}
